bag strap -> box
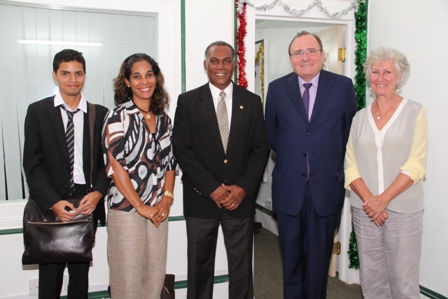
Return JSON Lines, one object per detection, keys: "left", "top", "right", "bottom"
{"left": 88, "top": 103, "right": 96, "bottom": 190}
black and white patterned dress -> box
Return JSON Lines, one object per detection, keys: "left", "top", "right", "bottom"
{"left": 103, "top": 100, "right": 177, "bottom": 212}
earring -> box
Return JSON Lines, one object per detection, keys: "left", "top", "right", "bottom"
{"left": 127, "top": 85, "right": 130, "bottom": 88}
{"left": 395, "top": 84, "right": 400, "bottom": 93}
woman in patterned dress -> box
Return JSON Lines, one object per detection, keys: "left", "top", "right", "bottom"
{"left": 103, "top": 53, "right": 177, "bottom": 299}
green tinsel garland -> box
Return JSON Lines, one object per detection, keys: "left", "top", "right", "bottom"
{"left": 348, "top": 0, "right": 367, "bottom": 270}
{"left": 354, "top": 0, "right": 367, "bottom": 110}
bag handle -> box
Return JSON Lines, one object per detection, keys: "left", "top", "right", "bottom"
{"left": 88, "top": 103, "right": 96, "bottom": 190}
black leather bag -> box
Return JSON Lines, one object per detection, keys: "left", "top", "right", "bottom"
{"left": 22, "top": 197, "right": 94, "bottom": 264}
{"left": 161, "top": 274, "right": 175, "bottom": 299}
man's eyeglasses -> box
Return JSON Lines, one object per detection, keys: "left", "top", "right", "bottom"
{"left": 290, "top": 48, "right": 322, "bottom": 58}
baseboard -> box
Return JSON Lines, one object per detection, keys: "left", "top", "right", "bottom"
{"left": 255, "top": 203, "right": 276, "bottom": 218}
{"left": 0, "top": 216, "right": 186, "bottom": 235}
{"left": 420, "top": 286, "right": 448, "bottom": 299}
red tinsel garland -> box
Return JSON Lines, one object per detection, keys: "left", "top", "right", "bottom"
{"left": 236, "top": 1, "right": 248, "bottom": 88}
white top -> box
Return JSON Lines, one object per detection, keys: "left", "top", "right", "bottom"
{"left": 344, "top": 98, "right": 428, "bottom": 213}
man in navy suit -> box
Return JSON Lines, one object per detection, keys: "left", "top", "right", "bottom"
{"left": 23, "top": 49, "right": 109, "bottom": 299}
{"left": 173, "top": 41, "right": 269, "bottom": 299}
{"left": 265, "top": 31, "right": 357, "bottom": 299}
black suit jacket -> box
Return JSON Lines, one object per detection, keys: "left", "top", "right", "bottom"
{"left": 23, "top": 96, "right": 109, "bottom": 222}
{"left": 173, "top": 83, "right": 269, "bottom": 219}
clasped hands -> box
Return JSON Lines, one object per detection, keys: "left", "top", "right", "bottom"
{"left": 135, "top": 196, "right": 171, "bottom": 228}
{"left": 363, "top": 195, "right": 389, "bottom": 227}
{"left": 210, "top": 184, "right": 246, "bottom": 211}
{"left": 51, "top": 191, "right": 102, "bottom": 222}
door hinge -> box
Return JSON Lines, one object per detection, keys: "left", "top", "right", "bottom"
{"left": 333, "top": 241, "right": 341, "bottom": 255}
{"left": 338, "top": 48, "right": 346, "bottom": 62}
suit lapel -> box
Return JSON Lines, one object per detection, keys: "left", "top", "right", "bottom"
{"left": 227, "top": 83, "right": 245, "bottom": 151}
{"left": 285, "top": 72, "right": 308, "bottom": 122}
{"left": 48, "top": 99, "right": 70, "bottom": 164}
{"left": 198, "top": 85, "right": 226, "bottom": 153}
{"left": 310, "top": 70, "right": 333, "bottom": 122}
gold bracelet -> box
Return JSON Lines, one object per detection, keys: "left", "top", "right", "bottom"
{"left": 163, "top": 190, "right": 174, "bottom": 199}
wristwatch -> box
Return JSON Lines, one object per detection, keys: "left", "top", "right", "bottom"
{"left": 163, "top": 190, "right": 174, "bottom": 199}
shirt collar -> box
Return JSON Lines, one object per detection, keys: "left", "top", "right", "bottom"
{"left": 209, "top": 82, "right": 233, "bottom": 101}
{"left": 53, "top": 90, "right": 88, "bottom": 113}
{"left": 298, "top": 73, "right": 320, "bottom": 89}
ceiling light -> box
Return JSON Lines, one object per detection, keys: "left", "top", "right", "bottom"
{"left": 17, "top": 40, "right": 102, "bottom": 47}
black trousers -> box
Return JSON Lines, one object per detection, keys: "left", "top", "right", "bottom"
{"left": 39, "top": 262, "right": 89, "bottom": 299}
{"left": 38, "top": 184, "right": 91, "bottom": 299}
{"left": 186, "top": 213, "right": 254, "bottom": 299}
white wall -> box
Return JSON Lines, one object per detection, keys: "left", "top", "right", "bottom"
{"left": 368, "top": 0, "right": 448, "bottom": 296}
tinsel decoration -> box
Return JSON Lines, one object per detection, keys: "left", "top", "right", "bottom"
{"left": 236, "top": 1, "right": 248, "bottom": 88}
{"left": 245, "top": 0, "right": 358, "bottom": 19}
{"left": 354, "top": 0, "right": 367, "bottom": 110}
{"left": 236, "top": 0, "right": 361, "bottom": 89}
{"left": 348, "top": 0, "right": 367, "bottom": 270}
{"left": 255, "top": 41, "right": 265, "bottom": 106}
{"left": 348, "top": 223, "right": 360, "bottom": 269}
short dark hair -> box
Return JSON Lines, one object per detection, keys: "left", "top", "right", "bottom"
{"left": 53, "top": 49, "right": 86, "bottom": 72}
{"left": 113, "top": 53, "right": 169, "bottom": 115}
{"left": 204, "top": 41, "right": 236, "bottom": 61}
{"left": 288, "top": 31, "right": 323, "bottom": 56}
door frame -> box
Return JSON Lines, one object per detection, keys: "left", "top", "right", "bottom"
{"left": 246, "top": 6, "right": 359, "bottom": 285}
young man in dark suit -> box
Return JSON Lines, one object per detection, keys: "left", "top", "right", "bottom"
{"left": 23, "top": 49, "right": 109, "bottom": 299}
{"left": 265, "top": 31, "right": 358, "bottom": 299}
{"left": 173, "top": 41, "right": 269, "bottom": 299}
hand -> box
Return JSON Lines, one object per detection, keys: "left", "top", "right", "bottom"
{"left": 51, "top": 200, "right": 78, "bottom": 222}
{"left": 373, "top": 210, "right": 389, "bottom": 226}
{"left": 76, "top": 191, "right": 102, "bottom": 215}
{"left": 154, "top": 196, "right": 171, "bottom": 223}
{"left": 136, "top": 205, "right": 161, "bottom": 227}
{"left": 209, "top": 186, "right": 229, "bottom": 208}
{"left": 363, "top": 196, "right": 388, "bottom": 222}
{"left": 220, "top": 184, "right": 247, "bottom": 211}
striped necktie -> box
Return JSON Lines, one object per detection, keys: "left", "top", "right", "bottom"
{"left": 61, "top": 106, "right": 80, "bottom": 193}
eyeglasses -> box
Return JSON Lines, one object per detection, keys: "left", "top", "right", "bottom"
{"left": 290, "top": 48, "right": 322, "bottom": 58}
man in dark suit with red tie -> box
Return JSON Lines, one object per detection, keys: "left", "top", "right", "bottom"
{"left": 265, "top": 31, "right": 357, "bottom": 299}
{"left": 173, "top": 41, "right": 269, "bottom": 299}
{"left": 23, "top": 49, "right": 109, "bottom": 299}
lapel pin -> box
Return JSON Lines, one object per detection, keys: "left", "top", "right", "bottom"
{"left": 240, "top": 105, "right": 244, "bottom": 109}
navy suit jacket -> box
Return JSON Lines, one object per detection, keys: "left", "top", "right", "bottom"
{"left": 173, "top": 83, "right": 269, "bottom": 219}
{"left": 23, "top": 96, "right": 109, "bottom": 222}
{"left": 265, "top": 70, "right": 357, "bottom": 217}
